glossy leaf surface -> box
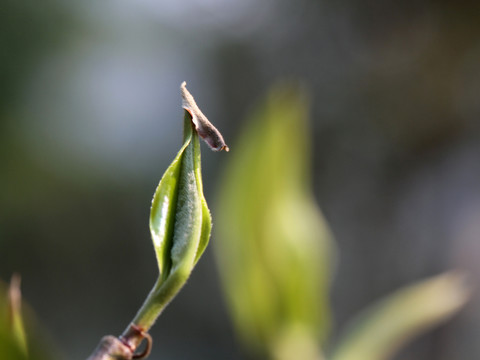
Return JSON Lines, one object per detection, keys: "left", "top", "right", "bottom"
{"left": 149, "top": 114, "right": 209, "bottom": 279}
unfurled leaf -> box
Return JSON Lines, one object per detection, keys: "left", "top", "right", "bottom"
{"left": 331, "top": 271, "right": 471, "bottom": 360}
{"left": 214, "top": 83, "right": 334, "bottom": 360}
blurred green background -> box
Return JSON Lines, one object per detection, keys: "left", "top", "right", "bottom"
{"left": 1, "top": 1, "right": 479, "bottom": 359}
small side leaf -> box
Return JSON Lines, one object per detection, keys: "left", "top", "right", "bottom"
{"left": 331, "top": 271, "right": 471, "bottom": 360}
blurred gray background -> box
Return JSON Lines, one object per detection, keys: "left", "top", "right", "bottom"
{"left": 1, "top": 0, "right": 479, "bottom": 359}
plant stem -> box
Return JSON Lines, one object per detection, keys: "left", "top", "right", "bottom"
{"left": 86, "top": 336, "right": 134, "bottom": 360}
{"left": 87, "top": 82, "right": 225, "bottom": 360}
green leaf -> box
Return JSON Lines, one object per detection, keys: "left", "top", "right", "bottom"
{"left": 8, "top": 276, "right": 27, "bottom": 355}
{"left": 149, "top": 113, "right": 203, "bottom": 279}
{"left": 214, "top": 83, "right": 334, "bottom": 360}
{"left": 131, "top": 83, "right": 224, "bottom": 331}
{"left": 0, "top": 278, "right": 27, "bottom": 360}
{"left": 331, "top": 271, "right": 471, "bottom": 360}
{"left": 0, "top": 277, "right": 61, "bottom": 360}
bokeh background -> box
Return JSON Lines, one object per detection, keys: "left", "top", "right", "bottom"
{"left": 1, "top": 1, "right": 480, "bottom": 359}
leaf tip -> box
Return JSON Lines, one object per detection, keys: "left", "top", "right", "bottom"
{"left": 180, "top": 81, "right": 229, "bottom": 152}
{"left": 437, "top": 270, "right": 473, "bottom": 308}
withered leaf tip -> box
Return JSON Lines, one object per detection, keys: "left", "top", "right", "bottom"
{"left": 181, "top": 82, "right": 229, "bottom": 152}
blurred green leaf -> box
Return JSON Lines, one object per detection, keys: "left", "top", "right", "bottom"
{"left": 214, "top": 83, "right": 334, "bottom": 359}
{"left": 0, "top": 277, "right": 60, "bottom": 360}
{"left": 7, "top": 275, "right": 27, "bottom": 355}
{"left": 331, "top": 271, "right": 471, "bottom": 360}
{"left": 0, "top": 278, "right": 27, "bottom": 360}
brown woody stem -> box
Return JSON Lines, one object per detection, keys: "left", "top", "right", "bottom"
{"left": 86, "top": 324, "right": 152, "bottom": 360}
